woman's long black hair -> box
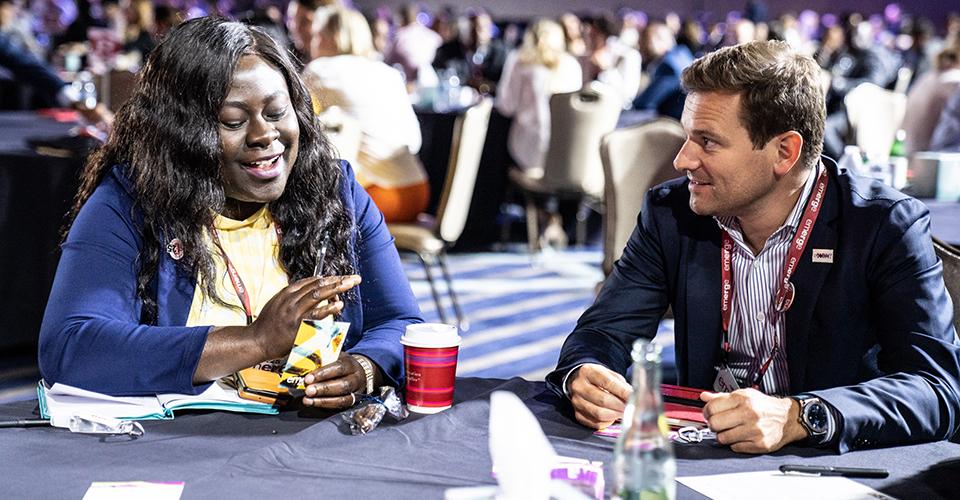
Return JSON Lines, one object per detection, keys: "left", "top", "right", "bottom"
{"left": 65, "top": 16, "right": 354, "bottom": 323}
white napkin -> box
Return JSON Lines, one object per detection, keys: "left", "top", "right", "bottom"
{"left": 488, "top": 391, "right": 590, "bottom": 500}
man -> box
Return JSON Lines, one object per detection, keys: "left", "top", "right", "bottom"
{"left": 631, "top": 21, "right": 693, "bottom": 120}
{"left": 580, "top": 13, "right": 641, "bottom": 109}
{"left": 432, "top": 8, "right": 507, "bottom": 95}
{"left": 548, "top": 41, "right": 960, "bottom": 454}
{"left": 286, "top": 0, "right": 322, "bottom": 60}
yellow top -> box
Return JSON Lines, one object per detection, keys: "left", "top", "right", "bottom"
{"left": 185, "top": 206, "right": 288, "bottom": 327}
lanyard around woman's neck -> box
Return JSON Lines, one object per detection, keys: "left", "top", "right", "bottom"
{"left": 207, "top": 222, "right": 283, "bottom": 326}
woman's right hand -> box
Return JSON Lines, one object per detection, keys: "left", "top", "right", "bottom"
{"left": 249, "top": 275, "right": 361, "bottom": 360}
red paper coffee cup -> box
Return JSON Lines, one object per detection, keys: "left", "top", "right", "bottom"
{"left": 401, "top": 323, "right": 461, "bottom": 414}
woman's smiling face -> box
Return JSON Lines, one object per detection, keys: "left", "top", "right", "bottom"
{"left": 218, "top": 54, "right": 300, "bottom": 217}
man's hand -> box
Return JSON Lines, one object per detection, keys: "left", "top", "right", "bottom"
{"left": 568, "top": 363, "right": 631, "bottom": 429}
{"left": 700, "top": 388, "right": 808, "bottom": 453}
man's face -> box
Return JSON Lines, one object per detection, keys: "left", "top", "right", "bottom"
{"left": 286, "top": 2, "right": 313, "bottom": 54}
{"left": 673, "top": 91, "right": 780, "bottom": 219}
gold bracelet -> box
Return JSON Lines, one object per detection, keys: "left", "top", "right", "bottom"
{"left": 352, "top": 354, "right": 376, "bottom": 395}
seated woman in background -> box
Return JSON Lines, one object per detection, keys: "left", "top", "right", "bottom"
{"left": 495, "top": 18, "right": 582, "bottom": 172}
{"left": 38, "top": 17, "right": 422, "bottom": 408}
{"left": 302, "top": 7, "right": 429, "bottom": 223}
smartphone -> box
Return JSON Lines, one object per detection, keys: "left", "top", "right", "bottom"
{"left": 236, "top": 367, "right": 291, "bottom": 406}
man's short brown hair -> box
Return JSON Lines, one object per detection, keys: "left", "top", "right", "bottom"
{"left": 681, "top": 40, "right": 825, "bottom": 169}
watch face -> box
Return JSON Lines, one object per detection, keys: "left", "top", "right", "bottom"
{"left": 803, "top": 401, "right": 829, "bottom": 434}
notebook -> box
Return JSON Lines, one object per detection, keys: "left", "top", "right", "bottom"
{"left": 37, "top": 379, "right": 278, "bottom": 427}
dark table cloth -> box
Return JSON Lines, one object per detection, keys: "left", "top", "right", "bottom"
{"left": 0, "top": 111, "right": 85, "bottom": 351}
{"left": 924, "top": 200, "right": 960, "bottom": 247}
{"left": 0, "top": 377, "right": 957, "bottom": 499}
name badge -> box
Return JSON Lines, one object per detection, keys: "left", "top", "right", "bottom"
{"left": 812, "top": 248, "right": 834, "bottom": 263}
{"left": 713, "top": 365, "right": 741, "bottom": 393}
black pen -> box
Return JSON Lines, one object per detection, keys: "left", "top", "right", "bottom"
{"left": 779, "top": 464, "right": 889, "bottom": 479}
{"left": 0, "top": 419, "right": 51, "bottom": 429}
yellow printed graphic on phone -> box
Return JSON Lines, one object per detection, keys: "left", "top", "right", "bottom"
{"left": 278, "top": 320, "right": 350, "bottom": 395}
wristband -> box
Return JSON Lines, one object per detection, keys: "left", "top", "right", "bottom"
{"left": 352, "top": 355, "right": 376, "bottom": 395}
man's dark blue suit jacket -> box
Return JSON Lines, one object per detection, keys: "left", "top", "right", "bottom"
{"left": 548, "top": 159, "right": 960, "bottom": 453}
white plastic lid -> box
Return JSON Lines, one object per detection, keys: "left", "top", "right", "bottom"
{"left": 400, "top": 323, "right": 461, "bottom": 348}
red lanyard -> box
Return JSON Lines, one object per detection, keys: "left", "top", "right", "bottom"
{"left": 207, "top": 223, "right": 283, "bottom": 326}
{"left": 719, "top": 167, "right": 829, "bottom": 387}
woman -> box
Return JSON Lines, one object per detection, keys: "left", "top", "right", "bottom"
{"left": 302, "top": 7, "right": 429, "bottom": 223}
{"left": 38, "top": 17, "right": 422, "bottom": 410}
{"left": 496, "top": 19, "right": 582, "bottom": 171}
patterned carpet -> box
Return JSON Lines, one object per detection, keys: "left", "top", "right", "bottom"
{"left": 401, "top": 247, "right": 676, "bottom": 382}
{"left": 0, "top": 247, "right": 676, "bottom": 405}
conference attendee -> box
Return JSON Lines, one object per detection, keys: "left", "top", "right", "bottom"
{"left": 384, "top": 3, "right": 442, "bottom": 85}
{"left": 0, "top": 30, "right": 112, "bottom": 127}
{"left": 548, "top": 41, "right": 960, "bottom": 454}
{"left": 122, "top": 0, "right": 157, "bottom": 60}
{"left": 0, "top": 0, "right": 43, "bottom": 58}
{"left": 631, "top": 21, "right": 694, "bottom": 120}
{"left": 38, "top": 17, "right": 423, "bottom": 409}
{"left": 432, "top": 8, "right": 507, "bottom": 95}
{"left": 559, "top": 12, "right": 586, "bottom": 57}
{"left": 286, "top": 0, "right": 341, "bottom": 60}
{"left": 821, "top": 20, "right": 899, "bottom": 159}
{"left": 579, "top": 13, "right": 642, "bottom": 109}
{"left": 902, "top": 47, "right": 960, "bottom": 154}
{"left": 930, "top": 86, "right": 960, "bottom": 152}
{"left": 495, "top": 18, "right": 582, "bottom": 172}
{"left": 303, "top": 7, "right": 429, "bottom": 223}
{"left": 52, "top": 0, "right": 106, "bottom": 49}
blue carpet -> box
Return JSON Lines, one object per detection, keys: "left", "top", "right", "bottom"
{"left": 400, "top": 247, "right": 677, "bottom": 382}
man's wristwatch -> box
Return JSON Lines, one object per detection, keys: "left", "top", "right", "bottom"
{"left": 352, "top": 355, "right": 376, "bottom": 395}
{"left": 792, "top": 395, "right": 831, "bottom": 444}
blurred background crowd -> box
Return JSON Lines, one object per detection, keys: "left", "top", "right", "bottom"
{"left": 2, "top": 0, "right": 960, "bottom": 236}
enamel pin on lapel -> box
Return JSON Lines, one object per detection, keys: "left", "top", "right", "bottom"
{"left": 166, "top": 238, "right": 184, "bottom": 260}
{"left": 812, "top": 248, "right": 834, "bottom": 263}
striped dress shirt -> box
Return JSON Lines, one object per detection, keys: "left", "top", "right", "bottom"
{"left": 714, "top": 165, "right": 818, "bottom": 395}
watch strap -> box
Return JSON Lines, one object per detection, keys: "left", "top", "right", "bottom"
{"left": 352, "top": 354, "right": 376, "bottom": 395}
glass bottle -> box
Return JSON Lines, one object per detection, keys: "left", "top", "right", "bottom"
{"left": 612, "top": 339, "right": 676, "bottom": 500}
{"left": 888, "top": 129, "right": 908, "bottom": 188}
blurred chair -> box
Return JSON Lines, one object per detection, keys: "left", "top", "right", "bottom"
{"left": 600, "top": 117, "right": 686, "bottom": 275}
{"left": 389, "top": 98, "right": 493, "bottom": 331}
{"left": 844, "top": 82, "right": 907, "bottom": 161}
{"left": 507, "top": 82, "right": 621, "bottom": 252}
{"left": 317, "top": 106, "right": 362, "bottom": 167}
{"left": 92, "top": 70, "right": 138, "bottom": 111}
{"left": 933, "top": 237, "right": 960, "bottom": 333}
